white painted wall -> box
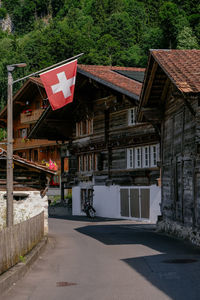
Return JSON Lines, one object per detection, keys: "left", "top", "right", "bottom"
{"left": 72, "top": 184, "right": 161, "bottom": 222}
{"left": 149, "top": 185, "right": 161, "bottom": 222}
{"left": 93, "top": 185, "right": 120, "bottom": 218}
{"left": 72, "top": 186, "right": 82, "bottom": 215}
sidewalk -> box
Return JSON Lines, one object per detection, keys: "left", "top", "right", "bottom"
{"left": 0, "top": 237, "right": 47, "bottom": 295}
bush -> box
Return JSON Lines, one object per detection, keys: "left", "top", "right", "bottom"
{"left": 0, "top": 8, "right": 7, "bottom": 19}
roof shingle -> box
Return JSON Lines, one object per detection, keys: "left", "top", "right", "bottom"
{"left": 77, "top": 65, "right": 144, "bottom": 97}
{"left": 0, "top": 147, "right": 56, "bottom": 175}
{"left": 151, "top": 49, "right": 200, "bottom": 93}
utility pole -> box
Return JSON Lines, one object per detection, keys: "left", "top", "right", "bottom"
{"left": 6, "top": 63, "right": 26, "bottom": 227}
{"left": 6, "top": 65, "right": 14, "bottom": 227}
{"left": 5, "top": 53, "right": 83, "bottom": 226}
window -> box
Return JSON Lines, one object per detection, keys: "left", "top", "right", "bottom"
{"left": 151, "top": 145, "right": 158, "bottom": 167}
{"left": 127, "top": 144, "right": 159, "bottom": 169}
{"left": 135, "top": 147, "right": 142, "bottom": 168}
{"left": 128, "top": 108, "right": 136, "bottom": 126}
{"left": 87, "top": 119, "right": 93, "bottom": 134}
{"left": 127, "top": 148, "right": 134, "bottom": 169}
{"left": 19, "top": 128, "right": 27, "bottom": 138}
{"left": 78, "top": 154, "right": 97, "bottom": 172}
{"left": 82, "top": 121, "right": 87, "bottom": 135}
{"left": 34, "top": 150, "right": 38, "bottom": 161}
{"left": 76, "top": 119, "right": 93, "bottom": 137}
{"left": 143, "top": 146, "right": 150, "bottom": 168}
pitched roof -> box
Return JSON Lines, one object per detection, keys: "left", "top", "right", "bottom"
{"left": 78, "top": 65, "right": 144, "bottom": 100}
{"left": 0, "top": 147, "right": 56, "bottom": 175}
{"left": 151, "top": 49, "right": 200, "bottom": 93}
{"left": 0, "top": 64, "right": 144, "bottom": 121}
{"left": 27, "top": 65, "right": 145, "bottom": 140}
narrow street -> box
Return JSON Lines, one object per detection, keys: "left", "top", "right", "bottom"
{"left": 3, "top": 217, "right": 200, "bottom": 300}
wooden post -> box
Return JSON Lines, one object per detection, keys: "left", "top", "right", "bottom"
{"left": 6, "top": 67, "right": 14, "bottom": 227}
{"left": 6, "top": 63, "right": 26, "bottom": 227}
{"left": 61, "top": 156, "right": 65, "bottom": 202}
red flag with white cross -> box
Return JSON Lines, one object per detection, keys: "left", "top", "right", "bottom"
{"left": 40, "top": 59, "right": 77, "bottom": 110}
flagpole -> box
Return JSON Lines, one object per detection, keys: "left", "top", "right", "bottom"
{"left": 13, "top": 53, "right": 84, "bottom": 84}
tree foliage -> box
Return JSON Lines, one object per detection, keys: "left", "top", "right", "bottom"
{"left": 0, "top": 0, "right": 199, "bottom": 110}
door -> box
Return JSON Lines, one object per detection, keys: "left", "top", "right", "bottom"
{"left": 120, "top": 188, "right": 150, "bottom": 219}
{"left": 120, "top": 189, "right": 129, "bottom": 217}
{"left": 141, "top": 189, "right": 150, "bottom": 219}
{"left": 130, "top": 189, "right": 140, "bottom": 218}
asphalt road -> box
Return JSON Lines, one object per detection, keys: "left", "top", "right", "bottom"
{"left": 3, "top": 216, "right": 200, "bottom": 300}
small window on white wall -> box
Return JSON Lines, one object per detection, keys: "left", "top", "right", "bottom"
{"left": 128, "top": 108, "right": 136, "bottom": 126}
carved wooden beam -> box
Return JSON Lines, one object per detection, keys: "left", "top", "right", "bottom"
{"left": 160, "top": 78, "right": 170, "bottom": 103}
{"left": 142, "top": 61, "right": 158, "bottom": 107}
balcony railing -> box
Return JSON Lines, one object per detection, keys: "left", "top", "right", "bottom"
{"left": 13, "top": 138, "right": 57, "bottom": 150}
{"left": 20, "top": 108, "right": 44, "bottom": 124}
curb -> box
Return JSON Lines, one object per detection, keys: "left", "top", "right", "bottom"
{"left": 0, "top": 236, "right": 48, "bottom": 295}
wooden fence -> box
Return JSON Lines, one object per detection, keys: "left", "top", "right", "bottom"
{"left": 0, "top": 212, "right": 44, "bottom": 275}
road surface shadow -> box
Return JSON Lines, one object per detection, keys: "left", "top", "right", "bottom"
{"left": 122, "top": 254, "right": 200, "bottom": 300}
{"left": 76, "top": 224, "right": 200, "bottom": 300}
{"left": 76, "top": 224, "right": 197, "bottom": 251}
{"left": 49, "top": 215, "right": 123, "bottom": 222}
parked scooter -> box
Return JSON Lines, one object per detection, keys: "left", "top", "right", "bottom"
{"left": 84, "top": 201, "right": 96, "bottom": 218}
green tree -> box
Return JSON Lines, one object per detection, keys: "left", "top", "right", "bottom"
{"left": 159, "top": 1, "right": 189, "bottom": 47}
{"left": 177, "top": 26, "right": 199, "bottom": 49}
{"left": 106, "top": 12, "right": 137, "bottom": 47}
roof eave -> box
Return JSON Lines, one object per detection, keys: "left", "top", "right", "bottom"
{"left": 77, "top": 68, "right": 140, "bottom": 101}
{"left": 27, "top": 105, "right": 51, "bottom": 139}
{"left": 14, "top": 158, "right": 56, "bottom": 175}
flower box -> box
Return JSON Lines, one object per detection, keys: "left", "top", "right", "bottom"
{"left": 23, "top": 109, "right": 32, "bottom": 116}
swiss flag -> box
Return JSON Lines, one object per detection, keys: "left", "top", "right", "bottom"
{"left": 40, "top": 59, "right": 77, "bottom": 110}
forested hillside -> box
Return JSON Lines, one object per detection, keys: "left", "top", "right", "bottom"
{"left": 0, "top": 0, "right": 199, "bottom": 110}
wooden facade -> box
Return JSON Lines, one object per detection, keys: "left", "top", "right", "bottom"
{"left": 138, "top": 49, "right": 200, "bottom": 241}
{"left": 0, "top": 147, "right": 56, "bottom": 192}
{"left": 0, "top": 78, "right": 63, "bottom": 186}
{"left": 29, "top": 65, "right": 161, "bottom": 221}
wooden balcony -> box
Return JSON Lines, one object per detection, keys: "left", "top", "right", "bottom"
{"left": 13, "top": 138, "right": 58, "bottom": 150}
{"left": 20, "top": 108, "right": 44, "bottom": 124}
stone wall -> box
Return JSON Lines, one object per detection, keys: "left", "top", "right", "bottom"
{"left": 0, "top": 191, "right": 48, "bottom": 234}
{"left": 157, "top": 219, "right": 200, "bottom": 247}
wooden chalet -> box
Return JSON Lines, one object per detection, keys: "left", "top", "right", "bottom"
{"left": 0, "top": 147, "right": 56, "bottom": 193}
{"left": 138, "top": 49, "right": 200, "bottom": 242}
{"left": 29, "top": 65, "right": 161, "bottom": 221}
{"left": 0, "top": 78, "right": 61, "bottom": 187}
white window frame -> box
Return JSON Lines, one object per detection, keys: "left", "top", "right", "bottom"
{"left": 127, "top": 144, "right": 159, "bottom": 169}
{"left": 127, "top": 148, "right": 134, "bottom": 169}
{"left": 143, "top": 146, "right": 150, "bottom": 168}
{"left": 135, "top": 147, "right": 142, "bottom": 168}
{"left": 150, "top": 145, "right": 157, "bottom": 167}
